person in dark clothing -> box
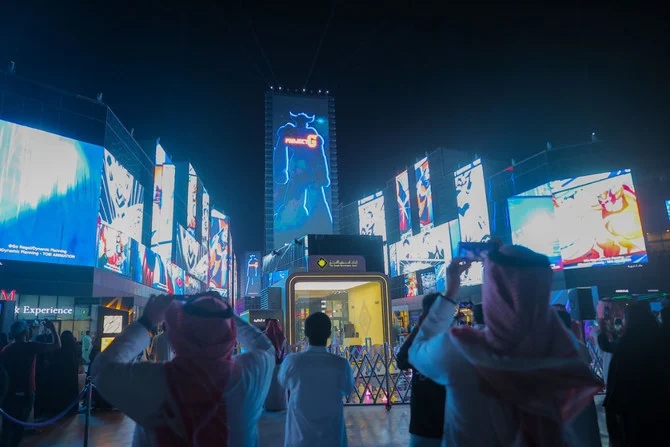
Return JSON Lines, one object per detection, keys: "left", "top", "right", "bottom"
{"left": 397, "top": 293, "right": 446, "bottom": 447}
{"left": 0, "top": 320, "right": 60, "bottom": 447}
{"left": 604, "top": 301, "right": 670, "bottom": 446}
{"left": 46, "top": 331, "right": 80, "bottom": 416}
{"left": 0, "top": 334, "right": 8, "bottom": 352}
{"left": 597, "top": 318, "right": 622, "bottom": 354}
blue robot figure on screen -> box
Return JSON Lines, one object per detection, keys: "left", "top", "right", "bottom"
{"left": 245, "top": 254, "right": 260, "bottom": 295}
{"left": 273, "top": 112, "right": 333, "bottom": 233}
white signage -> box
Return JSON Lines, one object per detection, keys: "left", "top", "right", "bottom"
{"left": 15, "top": 305, "right": 74, "bottom": 316}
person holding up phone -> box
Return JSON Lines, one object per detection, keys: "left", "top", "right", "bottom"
{"left": 409, "top": 245, "right": 602, "bottom": 446}
{"left": 90, "top": 293, "right": 275, "bottom": 446}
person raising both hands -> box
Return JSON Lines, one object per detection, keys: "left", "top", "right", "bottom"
{"left": 90, "top": 293, "right": 275, "bottom": 447}
{"left": 409, "top": 245, "right": 602, "bottom": 447}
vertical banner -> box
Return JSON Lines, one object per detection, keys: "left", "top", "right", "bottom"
{"left": 395, "top": 170, "right": 412, "bottom": 239}
{"left": 151, "top": 144, "right": 176, "bottom": 263}
{"left": 414, "top": 157, "right": 434, "bottom": 231}
{"left": 454, "top": 159, "right": 490, "bottom": 285}
{"left": 357, "top": 191, "right": 386, "bottom": 241}
{"left": 242, "top": 251, "right": 262, "bottom": 297}
{"left": 269, "top": 94, "right": 335, "bottom": 249}
{"left": 208, "top": 210, "right": 230, "bottom": 296}
{"left": 187, "top": 163, "right": 198, "bottom": 237}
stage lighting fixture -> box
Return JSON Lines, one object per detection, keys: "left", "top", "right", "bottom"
{"left": 302, "top": 88, "right": 306, "bottom": 92}
{"left": 270, "top": 86, "right": 274, "bottom": 90}
{"left": 278, "top": 86, "right": 282, "bottom": 91}
{"left": 591, "top": 132, "right": 598, "bottom": 142}
{"left": 318, "top": 90, "right": 322, "bottom": 94}
{"left": 546, "top": 141, "right": 552, "bottom": 150}
{"left": 96, "top": 92, "right": 104, "bottom": 102}
{"left": 325, "top": 90, "right": 329, "bottom": 94}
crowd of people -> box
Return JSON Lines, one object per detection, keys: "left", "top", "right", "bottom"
{"left": 0, "top": 243, "right": 669, "bottom": 446}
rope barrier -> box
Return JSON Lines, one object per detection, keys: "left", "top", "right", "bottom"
{"left": 0, "top": 384, "right": 90, "bottom": 428}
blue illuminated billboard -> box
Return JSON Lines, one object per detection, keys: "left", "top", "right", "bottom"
{"left": 209, "top": 210, "right": 230, "bottom": 296}
{"left": 0, "top": 119, "right": 104, "bottom": 266}
{"left": 242, "top": 251, "right": 262, "bottom": 297}
{"left": 271, "top": 94, "right": 333, "bottom": 248}
{"left": 507, "top": 196, "right": 562, "bottom": 269}
{"left": 414, "top": 157, "right": 434, "bottom": 231}
{"left": 395, "top": 170, "right": 412, "bottom": 239}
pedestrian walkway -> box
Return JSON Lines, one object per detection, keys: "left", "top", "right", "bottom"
{"left": 20, "top": 398, "right": 609, "bottom": 446}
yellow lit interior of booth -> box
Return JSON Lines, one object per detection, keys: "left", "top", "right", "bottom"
{"left": 286, "top": 273, "right": 391, "bottom": 347}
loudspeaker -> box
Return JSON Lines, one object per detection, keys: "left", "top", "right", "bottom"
{"left": 568, "top": 288, "right": 597, "bottom": 321}
{"left": 0, "top": 300, "right": 16, "bottom": 333}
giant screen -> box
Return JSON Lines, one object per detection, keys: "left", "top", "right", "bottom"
{"left": 0, "top": 119, "right": 104, "bottom": 266}
{"left": 242, "top": 251, "right": 262, "bottom": 297}
{"left": 414, "top": 157, "right": 434, "bottom": 231}
{"left": 358, "top": 191, "right": 386, "bottom": 241}
{"left": 389, "top": 222, "right": 451, "bottom": 277}
{"left": 99, "top": 149, "right": 145, "bottom": 242}
{"left": 151, "top": 144, "right": 176, "bottom": 262}
{"left": 395, "top": 170, "right": 412, "bottom": 239}
{"left": 454, "top": 159, "right": 491, "bottom": 286}
{"left": 187, "top": 164, "right": 198, "bottom": 237}
{"left": 508, "top": 196, "right": 562, "bottom": 269}
{"left": 209, "top": 209, "right": 230, "bottom": 296}
{"left": 271, "top": 94, "right": 333, "bottom": 248}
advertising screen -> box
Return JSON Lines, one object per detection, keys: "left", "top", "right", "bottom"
{"left": 0, "top": 119, "right": 104, "bottom": 266}
{"left": 553, "top": 172, "right": 646, "bottom": 268}
{"left": 404, "top": 272, "right": 419, "bottom": 297}
{"left": 454, "top": 159, "right": 490, "bottom": 286}
{"left": 271, "top": 94, "right": 333, "bottom": 248}
{"left": 448, "top": 219, "right": 461, "bottom": 259}
{"left": 133, "top": 243, "right": 170, "bottom": 292}
{"left": 187, "top": 164, "right": 198, "bottom": 237}
{"left": 99, "top": 149, "right": 145, "bottom": 242}
{"left": 420, "top": 269, "right": 437, "bottom": 294}
{"left": 166, "top": 263, "right": 185, "bottom": 295}
{"left": 176, "top": 225, "right": 206, "bottom": 282}
{"left": 201, "top": 189, "right": 210, "bottom": 248}
{"left": 242, "top": 251, "right": 262, "bottom": 297}
{"left": 434, "top": 262, "right": 447, "bottom": 293}
{"left": 395, "top": 170, "right": 412, "bottom": 239}
{"left": 97, "top": 222, "right": 131, "bottom": 276}
{"left": 414, "top": 157, "right": 434, "bottom": 231}
{"left": 358, "top": 191, "right": 386, "bottom": 241}
{"left": 392, "top": 222, "right": 451, "bottom": 276}
{"left": 209, "top": 210, "right": 230, "bottom": 293}
{"left": 508, "top": 196, "right": 562, "bottom": 270}
{"left": 151, "top": 162, "right": 176, "bottom": 263}
{"left": 666, "top": 199, "right": 670, "bottom": 221}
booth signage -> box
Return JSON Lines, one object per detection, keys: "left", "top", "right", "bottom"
{"left": 308, "top": 255, "right": 366, "bottom": 273}
{"left": 15, "top": 305, "right": 74, "bottom": 317}
{"left": 1, "top": 289, "right": 17, "bottom": 301}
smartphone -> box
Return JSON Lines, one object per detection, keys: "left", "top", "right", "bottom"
{"left": 457, "top": 241, "right": 497, "bottom": 262}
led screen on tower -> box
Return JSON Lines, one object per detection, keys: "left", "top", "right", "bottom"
{"left": 151, "top": 143, "right": 175, "bottom": 262}
{"left": 209, "top": 209, "right": 230, "bottom": 296}
{"left": 270, "top": 94, "right": 333, "bottom": 248}
{"left": 414, "top": 157, "right": 434, "bottom": 231}
{"left": 454, "top": 159, "right": 491, "bottom": 286}
{"left": 187, "top": 164, "right": 198, "bottom": 237}
{"left": 358, "top": 191, "right": 386, "bottom": 241}
{"left": 242, "top": 251, "right": 262, "bottom": 297}
{"left": 395, "top": 170, "right": 412, "bottom": 239}
{"left": 0, "top": 118, "right": 104, "bottom": 266}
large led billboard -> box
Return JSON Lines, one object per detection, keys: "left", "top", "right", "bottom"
{"left": 132, "top": 243, "right": 170, "bottom": 293}
{"left": 358, "top": 191, "right": 386, "bottom": 241}
{"left": 151, "top": 144, "right": 176, "bottom": 262}
{"left": 96, "top": 223, "right": 131, "bottom": 276}
{"left": 187, "top": 163, "right": 198, "bottom": 237}
{"left": 666, "top": 199, "right": 670, "bottom": 221}
{"left": 508, "top": 196, "right": 562, "bottom": 269}
{"left": 553, "top": 171, "right": 646, "bottom": 268}
{"left": 395, "top": 170, "right": 412, "bottom": 239}
{"left": 389, "top": 222, "right": 451, "bottom": 277}
{"left": 270, "top": 94, "right": 334, "bottom": 248}
{"left": 201, "top": 189, "right": 210, "bottom": 248}
{"left": 209, "top": 210, "right": 230, "bottom": 295}
{"left": 242, "top": 251, "right": 262, "bottom": 297}
{"left": 0, "top": 119, "right": 104, "bottom": 266}
{"left": 175, "top": 225, "right": 205, "bottom": 282}
{"left": 454, "top": 159, "right": 491, "bottom": 286}
{"left": 99, "top": 149, "right": 145, "bottom": 242}
{"left": 414, "top": 157, "right": 434, "bottom": 231}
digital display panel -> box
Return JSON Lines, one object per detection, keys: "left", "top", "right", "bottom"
{"left": 97, "top": 223, "right": 131, "bottom": 276}
{"left": 508, "top": 196, "right": 562, "bottom": 270}
{"left": 358, "top": 191, "right": 386, "bottom": 241}
{"left": 420, "top": 269, "right": 437, "bottom": 294}
{"left": 448, "top": 219, "right": 461, "bottom": 259}
{"left": 166, "top": 262, "right": 185, "bottom": 295}
{"left": 454, "top": 159, "right": 490, "bottom": 286}
{"left": 187, "top": 164, "right": 198, "bottom": 237}
{"left": 666, "top": 200, "right": 670, "bottom": 221}
{"left": 271, "top": 94, "right": 333, "bottom": 248}
{"left": 242, "top": 251, "right": 262, "bottom": 297}
{"left": 404, "top": 272, "right": 419, "bottom": 297}
{"left": 201, "top": 189, "right": 210, "bottom": 249}
{"left": 0, "top": 119, "right": 104, "bottom": 266}
{"left": 553, "top": 171, "right": 646, "bottom": 268}
{"left": 268, "top": 269, "right": 289, "bottom": 286}
{"left": 209, "top": 210, "right": 230, "bottom": 294}
{"left": 103, "top": 315, "right": 123, "bottom": 334}
{"left": 434, "top": 262, "right": 447, "bottom": 293}
{"left": 151, "top": 151, "right": 176, "bottom": 263}
{"left": 99, "top": 149, "right": 144, "bottom": 241}
{"left": 232, "top": 253, "right": 238, "bottom": 302}
{"left": 414, "top": 157, "right": 434, "bottom": 231}
{"left": 176, "top": 225, "right": 206, "bottom": 282}
{"left": 395, "top": 170, "right": 412, "bottom": 239}
{"left": 390, "top": 222, "right": 451, "bottom": 276}
{"left": 133, "top": 243, "right": 170, "bottom": 292}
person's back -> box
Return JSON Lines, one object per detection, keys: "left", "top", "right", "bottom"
{"left": 279, "top": 312, "right": 354, "bottom": 447}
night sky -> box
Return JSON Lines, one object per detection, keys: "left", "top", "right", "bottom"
{"left": 1, "top": 2, "right": 667, "bottom": 252}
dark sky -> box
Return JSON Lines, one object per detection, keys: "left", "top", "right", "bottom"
{"left": 1, "top": 2, "right": 668, "bottom": 252}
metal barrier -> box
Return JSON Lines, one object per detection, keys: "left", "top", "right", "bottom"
{"left": 290, "top": 343, "right": 412, "bottom": 408}
{"left": 0, "top": 377, "right": 93, "bottom": 446}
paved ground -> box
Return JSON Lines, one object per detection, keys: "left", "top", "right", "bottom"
{"left": 21, "top": 398, "right": 609, "bottom": 446}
